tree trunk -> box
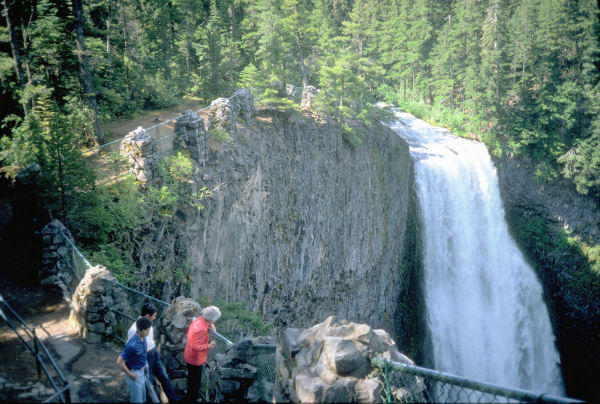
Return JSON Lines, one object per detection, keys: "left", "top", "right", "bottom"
{"left": 71, "top": 0, "right": 105, "bottom": 143}
{"left": 106, "top": 0, "right": 112, "bottom": 57}
{"left": 295, "top": 33, "right": 308, "bottom": 88}
{"left": 229, "top": 0, "right": 237, "bottom": 40}
{"left": 119, "top": 4, "right": 131, "bottom": 99}
{"left": 3, "top": 0, "right": 30, "bottom": 114}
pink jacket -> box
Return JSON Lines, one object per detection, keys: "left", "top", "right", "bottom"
{"left": 184, "top": 317, "right": 210, "bottom": 366}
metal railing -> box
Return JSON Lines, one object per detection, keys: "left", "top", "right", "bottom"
{"left": 0, "top": 294, "right": 71, "bottom": 403}
{"left": 372, "top": 358, "right": 583, "bottom": 404}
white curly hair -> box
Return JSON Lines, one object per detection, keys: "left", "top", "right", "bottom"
{"left": 201, "top": 305, "right": 221, "bottom": 323}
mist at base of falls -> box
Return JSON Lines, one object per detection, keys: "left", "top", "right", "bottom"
{"left": 388, "top": 111, "right": 564, "bottom": 396}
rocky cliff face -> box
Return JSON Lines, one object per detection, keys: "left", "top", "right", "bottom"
{"left": 152, "top": 107, "right": 420, "bottom": 354}
{"left": 495, "top": 155, "right": 600, "bottom": 401}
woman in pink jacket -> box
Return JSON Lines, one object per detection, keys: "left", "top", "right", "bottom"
{"left": 184, "top": 305, "right": 221, "bottom": 403}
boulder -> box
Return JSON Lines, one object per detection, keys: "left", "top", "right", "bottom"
{"left": 276, "top": 316, "right": 421, "bottom": 403}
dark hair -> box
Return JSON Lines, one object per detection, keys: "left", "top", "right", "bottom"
{"left": 136, "top": 317, "right": 152, "bottom": 331}
{"left": 141, "top": 304, "right": 157, "bottom": 317}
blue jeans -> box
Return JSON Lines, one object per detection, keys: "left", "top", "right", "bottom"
{"left": 125, "top": 368, "right": 146, "bottom": 403}
{"left": 148, "top": 349, "right": 179, "bottom": 402}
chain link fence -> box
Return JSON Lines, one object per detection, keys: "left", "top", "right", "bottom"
{"left": 254, "top": 344, "right": 277, "bottom": 402}
{"left": 372, "top": 358, "right": 583, "bottom": 404}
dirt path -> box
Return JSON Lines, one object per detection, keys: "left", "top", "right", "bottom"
{"left": 101, "top": 99, "right": 204, "bottom": 141}
{"left": 0, "top": 279, "right": 129, "bottom": 402}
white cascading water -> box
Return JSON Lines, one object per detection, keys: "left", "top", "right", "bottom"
{"left": 388, "top": 110, "right": 564, "bottom": 397}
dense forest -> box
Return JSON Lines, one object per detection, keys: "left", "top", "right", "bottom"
{"left": 1, "top": 0, "right": 599, "bottom": 200}
{"left": 1, "top": 0, "right": 599, "bottom": 287}
{"left": 0, "top": 1, "right": 599, "bottom": 399}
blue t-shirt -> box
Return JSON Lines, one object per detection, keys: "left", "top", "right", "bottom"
{"left": 120, "top": 334, "right": 147, "bottom": 370}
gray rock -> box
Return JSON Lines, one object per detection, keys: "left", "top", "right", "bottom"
{"left": 301, "top": 85, "right": 318, "bottom": 109}
{"left": 322, "top": 337, "right": 370, "bottom": 377}
{"left": 355, "top": 378, "right": 383, "bottom": 403}
{"left": 219, "top": 378, "right": 241, "bottom": 394}
{"left": 119, "top": 126, "right": 158, "bottom": 185}
{"left": 174, "top": 111, "right": 208, "bottom": 164}
{"left": 208, "top": 97, "right": 235, "bottom": 133}
{"left": 281, "top": 328, "right": 303, "bottom": 359}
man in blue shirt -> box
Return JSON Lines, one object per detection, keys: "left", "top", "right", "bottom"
{"left": 127, "top": 304, "right": 179, "bottom": 403}
{"left": 117, "top": 317, "right": 152, "bottom": 403}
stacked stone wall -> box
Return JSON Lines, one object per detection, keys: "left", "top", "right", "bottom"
{"left": 119, "top": 126, "right": 159, "bottom": 184}
{"left": 173, "top": 111, "right": 208, "bottom": 165}
{"left": 69, "top": 266, "right": 128, "bottom": 344}
{"left": 40, "top": 219, "right": 79, "bottom": 301}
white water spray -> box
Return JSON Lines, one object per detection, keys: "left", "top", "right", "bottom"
{"left": 388, "top": 111, "right": 564, "bottom": 395}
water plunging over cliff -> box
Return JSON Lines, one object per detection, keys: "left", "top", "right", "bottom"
{"left": 388, "top": 111, "right": 564, "bottom": 396}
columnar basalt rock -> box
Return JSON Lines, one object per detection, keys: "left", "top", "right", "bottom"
{"left": 40, "top": 219, "right": 79, "bottom": 301}
{"left": 119, "top": 126, "right": 159, "bottom": 184}
{"left": 276, "top": 316, "right": 424, "bottom": 403}
{"left": 69, "top": 265, "right": 127, "bottom": 344}
{"left": 174, "top": 111, "right": 208, "bottom": 165}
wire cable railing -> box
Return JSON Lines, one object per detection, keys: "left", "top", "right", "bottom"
{"left": 60, "top": 223, "right": 280, "bottom": 402}
{"left": 84, "top": 95, "right": 235, "bottom": 156}
{"left": 371, "top": 357, "right": 583, "bottom": 404}
{"left": 0, "top": 293, "right": 71, "bottom": 403}
{"left": 83, "top": 99, "right": 230, "bottom": 186}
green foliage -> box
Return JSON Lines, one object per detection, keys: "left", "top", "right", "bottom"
{"left": 1, "top": 93, "right": 96, "bottom": 218}
{"left": 86, "top": 244, "right": 138, "bottom": 285}
{"left": 197, "top": 297, "right": 272, "bottom": 342}
{"left": 341, "top": 123, "right": 363, "bottom": 150}
{"left": 510, "top": 213, "right": 600, "bottom": 301}
{"left": 146, "top": 151, "right": 210, "bottom": 216}
{"left": 68, "top": 176, "right": 146, "bottom": 245}
{"left": 208, "top": 128, "right": 233, "bottom": 143}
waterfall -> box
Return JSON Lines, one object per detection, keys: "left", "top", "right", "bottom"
{"left": 388, "top": 110, "right": 564, "bottom": 396}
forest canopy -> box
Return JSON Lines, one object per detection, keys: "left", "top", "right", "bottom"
{"left": 0, "top": 0, "right": 599, "bottom": 199}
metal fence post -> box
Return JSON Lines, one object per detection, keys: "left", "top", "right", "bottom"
{"left": 384, "top": 361, "right": 392, "bottom": 404}
{"left": 33, "top": 329, "right": 41, "bottom": 379}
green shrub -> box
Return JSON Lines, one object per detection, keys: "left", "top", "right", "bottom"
{"left": 208, "top": 128, "right": 233, "bottom": 143}
{"left": 197, "top": 297, "right": 272, "bottom": 342}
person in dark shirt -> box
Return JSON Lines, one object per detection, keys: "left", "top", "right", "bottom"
{"left": 127, "top": 304, "right": 179, "bottom": 402}
{"left": 117, "top": 317, "right": 152, "bottom": 403}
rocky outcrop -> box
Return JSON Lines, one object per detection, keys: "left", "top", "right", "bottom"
{"left": 495, "top": 154, "right": 600, "bottom": 401}
{"left": 230, "top": 89, "right": 256, "bottom": 125}
{"left": 119, "top": 126, "right": 159, "bottom": 184}
{"left": 134, "top": 98, "right": 419, "bottom": 353}
{"left": 276, "top": 316, "right": 422, "bottom": 403}
{"left": 301, "top": 86, "right": 317, "bottom": 109}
